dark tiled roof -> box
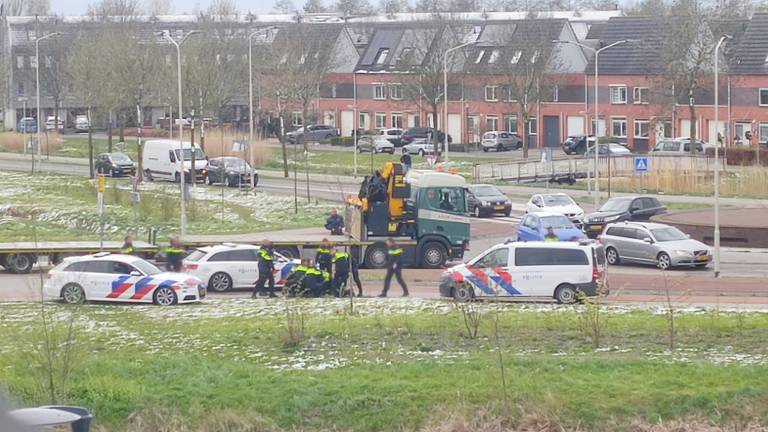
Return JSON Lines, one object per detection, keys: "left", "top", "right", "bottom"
{"left": 584, "top": 22, "right": 604, "bottom": 39}
{"left": 584, "top": 16, "right": 665, "bottom": 75}
{"left": 729, "top": 13, "right": 768, "bottom": 74}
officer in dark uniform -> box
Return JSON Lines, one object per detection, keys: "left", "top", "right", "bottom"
{"left": 379, "top": 238, "right": 409, "bottom": 297}
{"left": 165, "top": 238, "right": 185, "bottom": 272}
{"left": 121, "top": 235, "right": 135, "bottom": 255}
{"left": 331, "top": 247, "right": 350, "bottom": 297}
{"left": 286, "top": 259, "right": 311, "bottom": 297}
{"left": 304, "top": 267, "right": 332, "bottom": 297}
{"left": 349, "top": 246, "right": 363, "bottom": 297}
{"left": 316, "top": 239, "right": 333, "bottom": 274}
{"left": 252, "top": 240, "right": 276, "bottom": 298}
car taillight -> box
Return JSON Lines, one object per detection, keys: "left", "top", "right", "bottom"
{"left": 184, "top": 263, "right": 198, "bottom": 270}
{"left": 47, "top": 272, "right": 53, "bottom": 279}
{"left": 592, "top": 265, "right": 601, "bottom": 282}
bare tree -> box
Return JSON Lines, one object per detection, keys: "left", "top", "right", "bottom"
{"left": 274, "top": 0, "right": 298, "bottom": 13}
{"left": 207, "top": 0, "right": 239, "bottom": 15}
{"left": 87, "top": 0, "right": 141, "bottom": 19}
{"left": 379, "top": 0, "right": 406, "bottom": 15}
{"left": 304, "top": 0, "right": 328, "bottom": 13}
{"left": 334, "top": 0, "right": 374, "bottom": 15}
{"left": 145, "top": 0, "right": 173, "bottom": 15}
{"left": 66, "top": 32, "right": 102, "bottom": 178}
{"left": 26, "top": 0, "right": 50, "bottom": 15}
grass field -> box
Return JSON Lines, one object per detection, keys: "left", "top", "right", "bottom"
{"left": 1, "top": 299, "right": 766, "bottom": 431}
{"left": 0, "top": 171, "right": 330, "bottom": 242}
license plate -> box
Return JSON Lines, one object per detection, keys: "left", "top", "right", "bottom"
{"left": 494, "top": 206, "right": 505, "bottom": 210}
{"left": 695, "top": 255, "right": 710, "bottom": 262}
{"left": 589, "top": 224, "right": 603, "bottom": 231}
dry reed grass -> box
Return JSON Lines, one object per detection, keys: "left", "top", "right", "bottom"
{"left": 605, "top": 167, "right": 768, "bottom": 198}
{"left": 174, "top": 128, "right": 274, "bottom": 167}
{"left": 0, "top": 131, "right": 63, "bottom": 154}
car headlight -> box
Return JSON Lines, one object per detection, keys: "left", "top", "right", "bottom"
{"left": 604, "top": 215, "right": 621, "bottom": 222}
{"left": 674, "top": 250, "right": 692, "bottom": 256}
{"left": 481, "top": 201, "right": 489, "bottom": 206}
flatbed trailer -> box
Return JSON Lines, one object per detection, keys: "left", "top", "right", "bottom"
{"left": 0, "top": 241, "right": 158, "bottom": 274}
{"left": 180, "top": 228, "right": 421, "bottom": 269}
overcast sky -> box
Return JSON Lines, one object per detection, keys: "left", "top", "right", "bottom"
{"left": 50, "top": 0, "right": 278, "bottom": 15}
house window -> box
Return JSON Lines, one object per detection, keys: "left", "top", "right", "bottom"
{"left": 530, "top": 51, "right": 539, "bottom": 64}
{"left": 30, "top": 56, "right": 37, "bottom": 69}
{"left": 504, "top": 115, "right": 517, "bottom": 134}
{"left": 397, "top": 47, "right": 414, "bottom": 65}
{"left": 552, "top": 86, "right": 559, "bottom": 102}
{"left": 527, "top": 118, "right": 537, "bottom": 136}
{"left": 510, "top": 50, "right": 522, "bottom": 64}
{"left": 486, "top": 115, "right": 498, "bottom": 131}
{"left": 485, "top": 85, "right": 498, "bottom": 102}
{"left": 759, "top": 89, "right": 768, "bottom": 106}
{"left": 375, "top": 112, "right": 386, "bottom": 129}
{"left": 610, "top": 86, "right": 627, "bottom": 104}
{"left": 475, "top": 50, "right": 485, "bottom": 64}
{"left": 592, "top": 117, "right": 605, "bottom": 136}
{"left": 391, "top": 113, "right": 403, "bottom": 129}
{"left": 299, "top": 53, "right": 306, "bottom": 64}
{"left": 374, "top": 48, "right": 389, "bottom": 65}
{"left": 633, "top": 87, "right": 649, "bottom": 104}
{"left": 611, "top": 117, "right": 627, "bottom": 137}
{"left": 759, "top": 123, "right": 768, "bottom": 144}
{"left": 373, "top": 84, "right": 386, "bottom": 100}
{"left": 488, "top": 50, "right": 500, "bottom": 64}
{"left": 45, "top": 56, "right": 52, "bottom": 68}
{"left": 291, "top": 112, "right": 303, "bottom": 127}
{"left": 633, "top": 119, "right": 649, "bottom": 138}
{"left": 389, "top": 84, "right": 402, "bottom": 100}
{"left": 17, "top": 81, "right": 24, "bottom": 96}
{"left": 16, "top": 56, "right": 24, "bottom": 69}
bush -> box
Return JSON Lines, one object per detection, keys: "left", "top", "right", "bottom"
{"left": 705, "top": 146, "right": 768, "bottom": 166}
{"left": 447, "top": 143, "right": 473, "bottom": 153}
{"left": 330, "top": 136, "right": 356, "bottom": 147}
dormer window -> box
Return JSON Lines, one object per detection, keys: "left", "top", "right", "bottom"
{"left": 488, "top": 50, "right": 499, "bottom": 64}
{"left": 475, "top": 50, "right": 485, "bottom": 64}
{"left": 530, "top": 51, "right": 540, "bottom": 64}
{"left": 375, "top": 48, "right": 389, "bottom": 65}
{"left": 510, "top": 50, "right": 522, "bottom": 64}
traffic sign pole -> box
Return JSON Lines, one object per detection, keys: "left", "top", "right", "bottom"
{"left": 97, "top": 174, "right": 106, "bottom": 251}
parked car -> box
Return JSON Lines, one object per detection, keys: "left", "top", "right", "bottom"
{"left": 466, "top": 184, "right": 512, "bottom": 217}
{"left": 651, "top": 139, "right": 704, "bottom": 155}
{"left": 95, "top": 152, "right": 136, "bottom": 177}
{"left": 401, "top": 127, "right": 445, "bottom": 146}
{"left": 44, "top": 116, "right": 64, "bottom": 131}
{"left": 286, "top": 124, "right": 338, "bottom": 144}
{"left": 582, "top": 196, "right": 666, "bottom": 238}
{"left": 600, "top": 221, "right": 711, "bottom": 270}
{"left": 357, "top": 135, "right": 395, "bottom": 154}
{"left": 7, "top": 405, "right": 93, "bottom": 431}
{"left": 16, "top": 117, "right": 36, "bottom": 133}
{"left": 183, "top": 243, "right": 299, "bottom": 292}
{"left": 43, "top": 253, "right": 206, "bottom": 305}
{"left": 562, "top": 135, "right": 596, "bottom": 155}
{"left": 480, "top": 131, "right": 522, "bottom": 152}
{"left": 585, "top": 143, "right": 632, "bottom": 157}
{"left": 401, "top": 138, "right": 441, "bottom": 156}
{"left": 205, "top": 156, "right": 258, "bottom": 187}
{"left": 517, "top": 212, "right": 587, "bottom": 242}
{"left": 74, "top": 115, "right": 90, "bottom": 132}
{"left": 525, "top": 193, "right": 584, "bottom": 226}
{"left": 439, "top": 240, "right": 607, "bottom": 303}
{"left": 378, "top": 128, "right": 403, "bottom": 146}
{"left": 142, "top": 139, "right": 208, "bottom": 183}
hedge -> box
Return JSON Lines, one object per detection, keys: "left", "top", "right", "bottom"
{"left": 704, "top": 147, "right": 768, "bottom": 166}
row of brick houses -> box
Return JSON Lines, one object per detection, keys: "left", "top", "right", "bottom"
{"left": 4, "top": 11, "right": 768, "bottom": 150}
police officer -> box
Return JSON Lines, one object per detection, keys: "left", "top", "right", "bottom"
{"left": 304, "top": 267, "right": 332, "bottom": 297}
{"left": 349, "top": 246, "right": 363, "bottom": 297}
{"left": 379, "top": 238, "right": 409, "bottom": 297}
{"left": 544, "top": 227, "right": 560, "bottom": 242}
{"left": 286, "top": 259, "right": 311, "bottom": 297}
{"left": 253, "top": 240, "right": 277, "bottom": 298}
{"left": 316, "top": 239, "right": 333, "bottom": 274}
{"left": 165, "top": 238, "right": 185, "bottom": 272}
{"left": 331, "top": 247, "right": 350, "bottom": 297}
{"left": 121, "top": 235, "right": 135, "bottom": 255}
{"left": 324, "top": 208, "right": 345, "bottom": 235}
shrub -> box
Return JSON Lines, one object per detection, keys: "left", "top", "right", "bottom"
{"left": 330, "top": 136, "right": 356, "bottom": 147}
{"left": 705, "top": 147, "right": 768, "bottom": 166}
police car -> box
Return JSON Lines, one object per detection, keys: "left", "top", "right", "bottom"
{"left": 439, "top": 240, "right": 607, "bottom": 304}
{"left": 182, "top": 243, "right": 299, "bottom": 292}
{"left": 44, "top": 253, "right": 205, "bottom": 306}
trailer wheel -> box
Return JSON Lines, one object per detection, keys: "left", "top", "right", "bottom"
{"left": 420, "top": 242, "right": 446, "bottom": 269}
{"left": 275, "top": 246, "right": 300, "bottom": 261}
{"left": 7, "top": 253, "right": 35, "bottom": 274}
{"left": 364, "top": 243, "right": 388, "bottom": 269}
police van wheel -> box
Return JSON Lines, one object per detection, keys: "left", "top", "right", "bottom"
{"left": 209, "top": 272, "right": 233, "bottom": 293}
{"left": 145, "top": 169, "right": 154, "bottom": 181}
{"left": 420, "top": 242, "right": 446, "bottom": 269}
{"left": 452, "top": 283, "right": 474, "bottom": 303}
{"left": 555, "top": 283, "right": 578, "bottom": 304}
{"left": 364, "top": 244, "right": 388, "bottom": 269}
{"left": 61, "top": 283, "right": 86, "bottom": 304}
{"left": 153, "top": 286, "right": 178, "bottom": 306}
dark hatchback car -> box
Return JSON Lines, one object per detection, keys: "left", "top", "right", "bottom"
{"left": 466, "top": 184, "right": 512, "bottom": 217}
{"left": 95, "top": 153, "right": 136, "bottom": 177}
{"left": 205, "top": 156, "right": 258, "bottom": 188}
{"left": 562, "top": 135, "right": 596, "bottom": 155}
{"left": 401, "top": 127, "right": 446, "bottom": 146}
{"left": 582, "top": 196, "right": 666, "bottom": 238}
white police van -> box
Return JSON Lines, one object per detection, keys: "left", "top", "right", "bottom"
{"left": 439, "top": 240, "right": 608, "bottom": 304}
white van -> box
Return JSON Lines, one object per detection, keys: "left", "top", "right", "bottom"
{"left": 439, "top": 241, "right": 607, "bottom": 304}
{"left": 142, "top": 139, "right": 208, "bottom": 183}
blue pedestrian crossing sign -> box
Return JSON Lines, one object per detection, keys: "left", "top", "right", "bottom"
{"left": 634, "top": 156, "right": 649, "bottom": 173}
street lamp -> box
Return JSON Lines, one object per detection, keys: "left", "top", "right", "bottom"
{"left": 443, "top": 40, "right": 476, "bottom": 164}
{"left": 163, "top": 29, "right": 199, "bottom": 237}
{"left": 713, "top": 34, "right": 731, "bottom": 278}
{"left": 35, "top": 32, "right": 60, "bottom": 171}
{"left": 555, "top": 39, "right": 632, "bottom": 208}
{"left": 249, "top": 27, "right": 276, "bottom": 189}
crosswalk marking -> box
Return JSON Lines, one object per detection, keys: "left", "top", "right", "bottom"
{"left": 474, "top": 215, "right": 522, "bottom": 225}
